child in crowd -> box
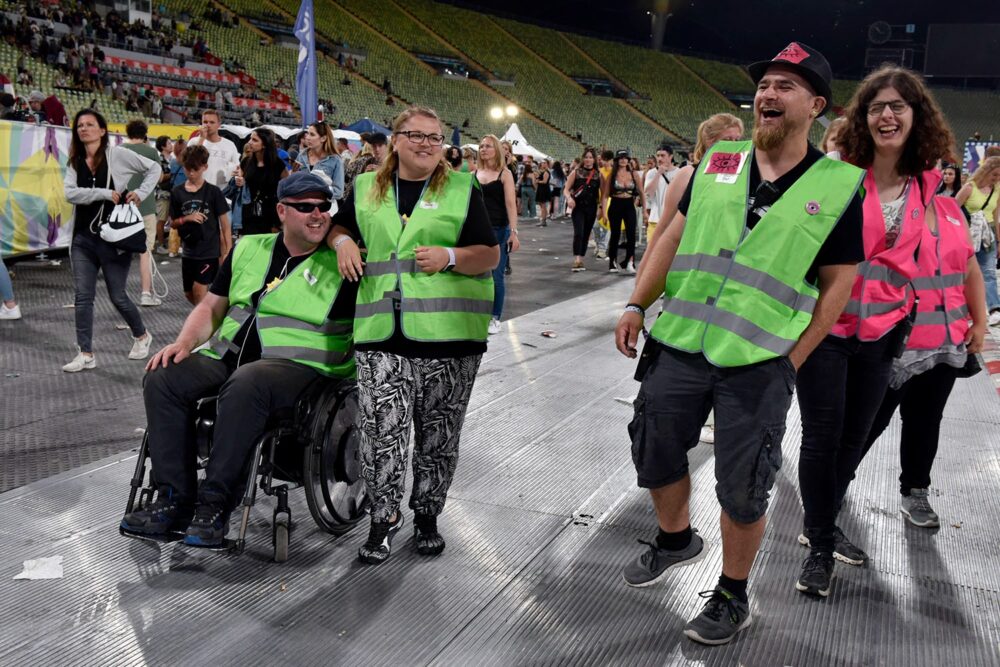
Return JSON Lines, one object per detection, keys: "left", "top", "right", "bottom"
{"left": 170, "top": 144, "right": 231, "bottom": 305}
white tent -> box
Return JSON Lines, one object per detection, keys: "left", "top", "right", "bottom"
{"left": 501, "top": 123, "right": 550, "bottom": 161}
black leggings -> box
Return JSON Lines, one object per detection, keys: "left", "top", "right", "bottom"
{"left": 572, "top": 201, "right": 597, "bottom": 257}
{"left": 860, "top": 362, "right": 959, "bottom": 495}
{"left": 607, "top": 197, "right": 637, "bottom": 268}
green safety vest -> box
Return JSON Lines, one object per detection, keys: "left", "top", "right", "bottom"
{"left": 649, "top": 140, "right": 864, "bottom": 367}
{"left": 352, "top": 171, "right": 494, "bottom": 344}
{"left": 201, "top": 234, "right": 355, "bottom": 378}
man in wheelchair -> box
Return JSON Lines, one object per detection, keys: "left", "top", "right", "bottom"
{"left": 121, "top": 172, "right": 357, "bottom": 547}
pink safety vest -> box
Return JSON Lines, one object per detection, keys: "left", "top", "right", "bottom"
{"left": 907, "top": 193, "right": 973, "bottom": 350}
{"left": 831, "top": 168, "right": 924, "bottom": 340}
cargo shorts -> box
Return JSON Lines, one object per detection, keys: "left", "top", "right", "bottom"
{"left": 628, "top": 344, "right": 796, "bottom": 524}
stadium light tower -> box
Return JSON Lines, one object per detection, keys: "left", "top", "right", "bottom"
{"left": 505, "top": 105, "right": 518, "bottom": 117}
{"left": 490, "top": 106, "right": 504, "bottom": 120}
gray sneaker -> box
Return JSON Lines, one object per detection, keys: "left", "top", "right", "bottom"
{"left": 683, "top": 587, "right": 752, "bottom": 645}
{"left": 621, "top": 532, "right": 704, "bottom": 587}
{"left": 901, "top": 488, "right": 940, "bottom": 527}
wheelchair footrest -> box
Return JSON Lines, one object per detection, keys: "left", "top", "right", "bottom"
{"left": 119, "top": 526, "right": 186, "bottom": 544}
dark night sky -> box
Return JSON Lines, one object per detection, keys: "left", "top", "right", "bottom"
{"left": 445, "top": 0, "right": 1000, "bottom": 77}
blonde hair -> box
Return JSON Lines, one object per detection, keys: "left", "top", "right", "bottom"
{"left": 478, "top": 134, "right": 504, "bottom": 172}
{"left": 692, "top": 113, "right": 744, "bottom": 164}
{"left": 971, "top": 156, "right": 1000, "bottom": 187}
{"left": 370, "top": 106, "right": 450, "bottom": 206}
{"left": 821, "top": 117, "right": 847, "bottom": 153}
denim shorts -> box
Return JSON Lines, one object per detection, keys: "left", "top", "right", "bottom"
{"left": 628, "top": 344, "right": 795, "bottom": 523}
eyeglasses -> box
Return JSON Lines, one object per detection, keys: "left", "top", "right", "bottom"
{"left": 281, "top": 200, "right": 333, "bottom": 213}
{"left": 398, "top": 130, "right": 445, "bottom": 146}
{"left": 867, "top": 100, "right": 909, "bottom": 116}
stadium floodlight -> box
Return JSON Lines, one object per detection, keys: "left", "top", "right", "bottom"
{"left": 505, "top": 105, "right": 518, "bottom": 117}
{"left": 490, "top": 106, "right": 504, "bottom": 120}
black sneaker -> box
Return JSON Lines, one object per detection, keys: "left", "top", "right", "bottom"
{"left": 413, "top": 514, "right": 446, "bottom": 556}
{"left": 183, "top": 501, "right": 230, "bottom": 547}
{"left": 120, "top": 491, "right": 193, "bottom": 535}
{"left": 798, "top": 526, "right": 869, "bottom": 566}
{"left": 683, "top": 587, "right": 752, "bottom": 645}
{"left": 621, "top": 532, "right": 704, "bottom": 587}
{"left": 795, "top": 550, "right": 834, "bottom": 597}
{"left": 358, "top": 514, "right": 404, "bottom": 564}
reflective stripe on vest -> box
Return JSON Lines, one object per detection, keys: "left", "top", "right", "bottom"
{"left": 907, "top": 194, "right": 973, "bottom": 350}
{"left": 200, "top": 234, "right": 355, "bottom": 377}
{"left": 649, "top": 141, "right": 864, "bottom": 367}
{"left": 830, "top": 168, "right": 925, "bottom": 341}
{"left": 353, "top": 171, "right": 494, "bottom": 343}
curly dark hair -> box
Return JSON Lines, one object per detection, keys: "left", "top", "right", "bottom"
{"left": 838, "top": 65, "right": 956, "bottom": 176}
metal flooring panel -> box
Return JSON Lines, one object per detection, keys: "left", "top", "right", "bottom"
{"left": 2, "top": 277, "right": 1000, "bottom": 664}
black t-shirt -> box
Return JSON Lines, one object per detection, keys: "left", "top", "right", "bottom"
{"left": 677, "top": 145, "right": 864, "bottom": 284}
{"left": 170, "top": 181, "right": 230, "bottom": 260}
{"left": 209, "top": 233, "right": 358, "bottom": 369}
{"left": 73, "top": 159, "right": 114, "bottom": 241}
{"left": 333, "top": 176, "right": 498, "bottom": 359}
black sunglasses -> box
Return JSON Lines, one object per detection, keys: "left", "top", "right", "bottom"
{"left": 281, "top": 200, "right": 333, "bottom": 213}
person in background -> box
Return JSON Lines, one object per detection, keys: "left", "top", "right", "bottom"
{"left": 563, "top": 147, "right": 605, "bottom": 272}
{"left": 26, "top": 90, "right": 46, "bottom": 123}
{"left": 153, "top": 135, "right": 174, "bottom": 255}
{"left": 937, "top": 163, "right": 961, "bottom": 197}
{"left": 170, "top": 144, "right": 232, "bottom": 305}
{"left": 592, "top": 149, "right": 615, "bottom": 259}
{"left": 549, "top": 160, "right": 566, "bottom": 219}
{"left": 188, "top": 109, "right": 239, "bottom": 189}
{"left": 0, "top": 258, "right": 20, "bottom": 320}
{"left": 476, "top": 134, "right": 519, "bottom": 335}
{"left": 232, "top": 128, "right": 288, "bottom": 236}
{"left": 643, "top": 144, "right": 679, "bottom": 250}
{"left": 62, "top": 108, "right": 159, "bottom": 372}
{"left": 297, "top": 122, "right": 345, "bottom": 199}
{"left": 343, "top": 132, "right": 388, "bottom": 199}
{"left": 956, "top": 157, "right": 1000, "bottom": 326}
{"left": 462, "top": 147, "right": 477, "bottom": 173}
{"left": 337, "top": 136, "right": 353, "bottom": 163}
{"left": 330, "top": 106, "right": 498, "bottom": 566}
{"left": 535, "top": 159, "right": 551, "bottom": 226}
{"left": 121, "top": 120, "right": 163, "bottom": 307}
{"left": 600, "top": 149, "right": 644, "bottom": 273}
{"left": 518, "top": 155, "right": 537, "bottom": 219}
{"left": 444, "top": 145, "right": 463, "bottom": 170}
{"left": 821, "top": 117, "right": 847, "bottom": 158}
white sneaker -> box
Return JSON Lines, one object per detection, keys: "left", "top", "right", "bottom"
{"left": 0, "top": 303, "right": 21, "bottom": 320}
{"left": 487, "top": 318, "right": 502, "bottom": 335}
{"left": 989, "top": 311, "right": 1000, "bottom": 327}
{"left": 608, "top": 263, "right": 619, "bottom": 274}
{"left": 625, "top": 262, "right": 637, "bottom": 275}
{"left": 62, "top": 350, "right": 96, "bottom": 372}
{"left": 139, "top": 292, "right": 162, "bottom": 307}
{"left": 699, "top": 426, "right": 715, "bottom": 444}
{"left": 129, "top": 332, "right": 153, "bottom": 360}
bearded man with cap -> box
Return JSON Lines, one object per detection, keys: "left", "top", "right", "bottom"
{"left": 614, "top": 42, "right": 865, "bottom": 645}
{"left": 121, "top": 171, "right": 358, "bottom": 548}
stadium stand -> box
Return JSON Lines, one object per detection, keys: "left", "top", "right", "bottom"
{"left": 678, "top": 54, "right": 756, "bottom": 96}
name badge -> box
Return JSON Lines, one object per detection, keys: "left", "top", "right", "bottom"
{"left": 946, "top": 215, "right": 962, "bottom": 226}
{"left": 705, "top": 151, "right": 749, "bottom": 184}
{"left": 418, "top": 200, "right": 438, "bottom": 210}
{"left": 303, "top": 268, "right": 318, "bottom": 286}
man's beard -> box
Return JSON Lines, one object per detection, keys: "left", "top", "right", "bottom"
{"left": 753, "top": 114, "right": 804, "bottom": 151}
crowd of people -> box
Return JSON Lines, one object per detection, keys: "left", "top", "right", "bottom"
{"left": 3, "top": 28, "right": 1000, "bottom": 653}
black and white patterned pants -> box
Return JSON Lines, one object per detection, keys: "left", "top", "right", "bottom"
{"left": 356, "top": 350, "right": 482, "bottom": 523}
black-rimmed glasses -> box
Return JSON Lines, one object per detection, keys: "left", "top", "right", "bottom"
{"left": 867, "top": 100, "right": 909, "bottom": 116}
{"left": 398, "top": 130, "right": 445, "bottom": 146}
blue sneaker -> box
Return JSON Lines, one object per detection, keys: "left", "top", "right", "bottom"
{"left": 183, "top": 502, "right": 230, "bottom": 547}
{"left": 120, "top": 491, "right": 192, "bottom": 536}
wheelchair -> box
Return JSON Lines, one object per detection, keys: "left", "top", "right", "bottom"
{"left": 120, "top": 379, "right": 368, "bottom": 562}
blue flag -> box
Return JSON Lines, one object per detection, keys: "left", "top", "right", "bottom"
{"left": 294, "top": 0, "right": 318, "bottom": 126}
{"left": 451, "top": 126, "right": 461, "bottom": 147}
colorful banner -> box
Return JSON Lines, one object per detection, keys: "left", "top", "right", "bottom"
{"left": 0, "top": 120, "right": 75, "bottom": 257}
{"left": 964, "top": 141, "right": 1000, "bottom": 176}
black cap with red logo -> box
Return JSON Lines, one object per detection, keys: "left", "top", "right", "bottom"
{"left": 747, "top": 42, "right": 833, "bottom": 113}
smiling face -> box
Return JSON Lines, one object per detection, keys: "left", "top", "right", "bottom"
{"left": 753, "top": 65, "right": 823, "bottom": 151}
{"left": 392, "top": 113, "right": 443, "bottom": 179}
{"left": 866, "top": 85, "right": 913, "bottom": 156}
{"left": 277, "top": 194, "right": 332, "bottom": 249}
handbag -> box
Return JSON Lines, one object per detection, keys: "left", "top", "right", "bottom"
{"left": 955, "top": 353, "right": 982, "bottom": 379}
{"left": 967, "top": 187, "right": 995, "bottom": 251}
{"left": 99, "top": 198, "right": 147, "bottom": 253}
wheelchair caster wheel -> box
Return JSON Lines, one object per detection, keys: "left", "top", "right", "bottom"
{"left": 273, "top": 513, "right": 290, "bottom": 563}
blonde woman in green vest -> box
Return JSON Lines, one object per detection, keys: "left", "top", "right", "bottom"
{"left": 614, "top": 43, "right": 865, "bottom": 645}
{"left": 121, "top": 172, "right": 357, "bottom": 548}
{"left": 329, "top": 106, "right": 500, "bottom": 565}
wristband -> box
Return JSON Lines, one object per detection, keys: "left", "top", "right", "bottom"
{"left": 443, "top": 246, "right": 457, "bottom": 271}
{"left": 333, "top": 235, "right": 352, "bottom": 250}
{"left": 624, "top": 303, "right": 645, "bottom": 317}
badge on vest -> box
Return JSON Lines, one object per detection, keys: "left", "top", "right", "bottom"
{"left": 705, "top": 151, "right": 749, "bottom": 184}
{"left": 418, "top": 200, "right": 439, "bottom": 210}
{"left": 303, "top": 268, "right": 318, "bottom": 286}
{"left": 946, "top": 215, "right": 962, "bottom": 226}
{"left": 805, "top": 201, "right": 821, "bottom": 215}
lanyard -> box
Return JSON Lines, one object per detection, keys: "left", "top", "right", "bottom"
{"left": 394, "top": 171, "right": 430, "bottom": 226}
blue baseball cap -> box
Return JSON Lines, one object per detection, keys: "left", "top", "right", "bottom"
{"left": 277, "top": 171, "right": 332, "bottom": 200}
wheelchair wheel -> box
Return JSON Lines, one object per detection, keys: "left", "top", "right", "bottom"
{"left": 303, "top": 384, "right": 368, "bottom": 535}
{"left": 273, "top": 513, "right": 290, "bottom": 563}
